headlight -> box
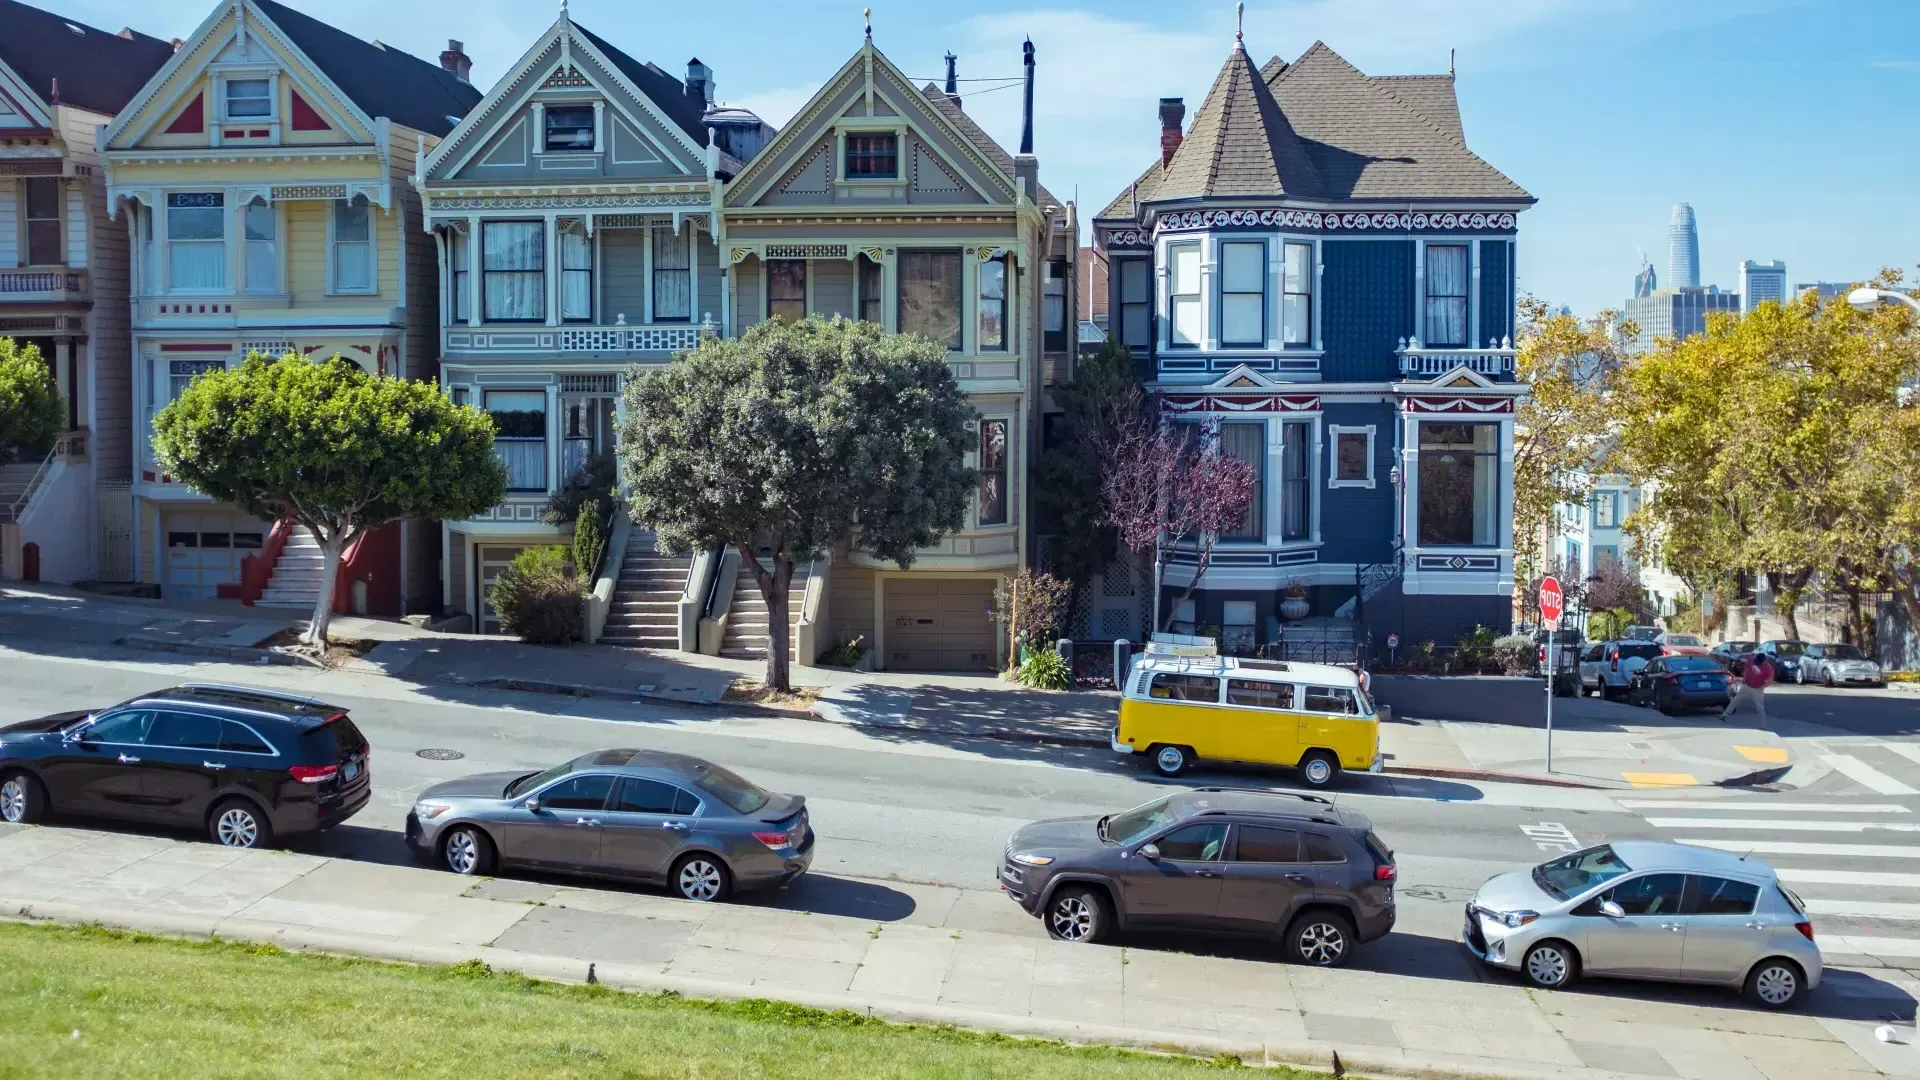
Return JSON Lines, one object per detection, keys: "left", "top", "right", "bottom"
{"left": 1009, "top": 852, "right": 1054, "bottom": 866}
{"left": 415, "top": 803, "right": 452, "bottom": 821}
{"left": 1494, "top": 910, "right": 1539, "bottom": 928}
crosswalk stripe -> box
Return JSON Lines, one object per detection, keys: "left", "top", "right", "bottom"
{"left": 1676, "top": 838, "right": 1920, "bottom": 859}
{"left": 1882, "top": 744, "right": 1920, "bottom": 768}
{"left": 1618, "top": 801, "right": 1911, "bottom": 813}
{"left": 1822, "top": 753, "right": 1920, "bottom": 796}
{"left": 1802, "top": 899, "right": 1920, "bottom": 920}
{"left": 1645, "top": 817, "right": 1920, "bottom": 833}
{"left": 1777, "top": 868, "right": 1920, "bottom": 888}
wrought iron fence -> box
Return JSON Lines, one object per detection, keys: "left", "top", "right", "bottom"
{"left": 1061, "top": 640, "right": 1141, "bottom": 689}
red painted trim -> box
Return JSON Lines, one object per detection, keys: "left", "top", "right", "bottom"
{"left": 238, "top": 517, "right": 293, "bottom": 605}
{"left": 163, "top": 93, "right": 205, "bottom": 134}
{"left": 290, "top": 90, "right": 329, "bottom": 132}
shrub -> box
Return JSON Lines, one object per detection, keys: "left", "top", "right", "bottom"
{"left": 1493, "top": 633, "right": 1537, "bottom": 675}
{"left": 1015, "top": 648, "right": 1073, "bottom": 691}
{"left": 573, "top": 499, "right": 606, "bottom": 579}
{"left": 542, "top": 451, "right": 617, "bottom": 526}
{"left": 1453, "top": 624, "right": 1498, "bottom": 673}
{"left": 489, "top": 546, "right": 583, "bottom": 644}
{"left": 819, "top": 636, "right": 864, "bottom": 668}
{"left": 993, "top": 569, "right": 1073, "bottom": 650}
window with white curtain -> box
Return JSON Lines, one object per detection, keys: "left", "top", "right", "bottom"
{"left": 331, "top": 197, "right": 373, "bottom": 294}
{"left": 243, "top": 198, "right": 276, "bottom": 293}
{"left": 1218, "top": 422, "right": 1264, "bottom": 540}
{"left": 1282, "top": 242, "right": 1312, "bottom": 346}
{"left": 165, "top": 193, "right": 225, "bottom": 291}
{"left": 1425, "top": 244, "right": 1469, "bottom": 347}
{"left": 485, "top": 389, "right": 547, "bottom": 492}
{"left": 1219, "top": 241, "right": 1265, "bottom": 346}
{"left": 1167, "top": 242, "right": 1201, "bottom": 347}
{"left": 651, "top": 225, "right": 690, "bottom": 321}
{"left": 448, "top": 228, "right": 470, "bottom": 323}
{"left": 560, "top": 222, "right": 592, "bottom": 322}
{"left": 483, "top": 221, "right": 545, "bottom": 322}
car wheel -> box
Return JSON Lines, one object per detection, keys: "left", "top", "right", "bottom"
{"left": 1745, "top": 958, "right": 1804, "bottom": 1009}
{"left": 672, "top": 853, "right": 731, "bottom": 903}
{"left": 0, "top": 770, "right": 45, "bottom": 825}
{"left": 1285, "top": 910, "right": 1356, "bottom": 967}
{"left": 1150, "top": 744, "right": 1192, "bottom": 778}
{"left": 1044, "top": 886, "right": 1109, "bottom": 943}
{"left": 1822, "top": 671, "right": 1834, "bottom": 688}
{"left": 1297, "top": 749, "right": 1342, "bottom": 788}
{"left": 208, "top": 798, "right": 272, "bottom": 850}
{"left": 441, "top": 825, "right": 495, "bottom": 876}
{"left": 1523, "top": 940, "right": 1578, "bottom": 989}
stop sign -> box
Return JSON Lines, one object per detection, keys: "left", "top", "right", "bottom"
{"left": 1539, "top": 576, "right": 1564, "bottom": 623}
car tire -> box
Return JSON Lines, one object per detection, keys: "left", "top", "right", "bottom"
{"left": 672, "top": 853, "right": 732, "bottom": 903}
{"left": 441, "top": 825, "right": 496, "bottom": 876}
{"left": 1297, "top": 749, "right": 1342, "bottom": 788}
{"left": 0, "top": 770, "right": 46, "bottom": 825}
{"left": 1822, "top": 671, "right": 1834, "bottom": 688}
{"left": 1150, "top": 744, "right": 1192, "bottom": 778}
{"left": 1745, "top": 957, "right": 1805, "bottom": 1009}
{"left": 1523, "top": 940, "right": 1579, "bottom": 990}
{"left": 207, "top": 798, "right": 272, "bottom": 850}
{"left": 1284, "top": 910, "right": 1356, "bottom": 967}
{"left": 1044, "top": 885, "right": 1110, "bottom": 944}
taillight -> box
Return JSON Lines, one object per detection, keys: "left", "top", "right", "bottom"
{"left": 1374, "top": 864, "right": 1396, "bottom": 881}
{"left": 751, "top": 830, "right": 793, "bottom": 849}
{"left": 1611, "top": 657, "right": 1619, "bottom": 671}
{"left": 1794, "top": 921, "right": 1815, "bottom": 942}
{"left": 289, "top": 764, "right": 338, "bottom": 784}
{"left": 1663, "top": 674, "right": 1680, "bottom": 684}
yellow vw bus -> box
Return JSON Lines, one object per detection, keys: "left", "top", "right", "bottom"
{"left": 1113, "top": 655, "right": 1382, "bottom": 787}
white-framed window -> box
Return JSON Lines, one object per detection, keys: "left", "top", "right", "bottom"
{"left": 1280, "top": 420, "right": 1311, "bottom": 541}
{"left": 1328, "top": 426, "right": 1374, "bottom": 489}
{"left": 1217, "top": 421, "right": 1263, "bottom": 541}
{"left": 857, "top": 255, "right": 883, "bottom": 325}
{"left": 224, "top": 77, "right": 272, "bottom": 119}
{"left": 1282, "top": 241, "right": 1312, "bottom": 346}
{"left": 485, "top": 389, "right": 548, "bottom": 492}
{"left": 767, "top": 259, "right": 806, "bottom": 322}
{"left": 329, "top": 196, "right": 374, "bottom": 294}
{"left": 978, "top": 255, "right": 1009, "bottom": 351}
{"left": 1117, "top": 258, "right": 1150, "bottom": 351}
{"left": 1425, "top": 243, "right": 1469, "bottom": 347}
{"left": 560, "top": 221, "right": 592, "bottom": 322}
{"left": 169, "top": 358, "right": 226, "bottom": 402}
{"left": 544, "top": 105, "right": 595, "bottom": 152}
{"left": 242, "top": 198, "right": 276, "bottom": 294}
{"left": 1418, "top": 421, "right": 1499, "bottom": 546}
{"left": 978, "top": 417, "right": 1009, "bottom": 526}
{"left": 651, "top": 225, "right": 690, "bottom": 321}
{"left": 898, "top": 250, "right": 961, "bottom": 349}
{"left": 1043, "top": 260, "right": 1067, "bottom": 350}
{"left": 165, "top": 192, "right": 226, "bottom": 292}
{"left": 24, "top": 177, "right": 62, "bottom": 266}
{"left": 1218, "top": 240, "right": 1265, "bottom": 347}
{"left": 1595, "top": 491, "right": 1617, "bottom": 527}
{"left": 482, "top": 221, "right": 545, "bottom": 322}
{"left": 1167, "top": 241, "right": 1201, "bottom": 348}
{"left": 448, "top": 228, "right": 470, "bottom": 323}
{"left": 845, "top": 133, "right": 898, "bottom": 179}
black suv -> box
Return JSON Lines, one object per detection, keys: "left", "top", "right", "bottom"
{"left": 0, "top": 683, "right": 371, "bottom": 849}
{"left": 999, "top": 788, "right": 1396, "bottom": 967}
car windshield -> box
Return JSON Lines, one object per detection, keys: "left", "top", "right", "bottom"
{"left": 693, "top": 763, "right": 771, "bottom": 815}
{"left": 1663, "top": 634, "right": 1703, "bottom": 646}
{"left": 1668, "top": 656, "right": 1723, "bottom": 673}
{"left": 1533, "top": 844, "right": 1633, "bottom": 900}
{"left": 1103, "top": 797, "right": 1181, "bottom": 845}
{"left": 505, "top": 760, "right": 575, "bottom": 799}
{"left": 1615, "top": 643, "right": 1661, "bottom": 660}
{"left": 1725, "top": 641, "right": 1755, "bottom": 653}
{"left": 1771, "top": 641, "right": 1807, "bottom": 656}
{"left": 1822, "top": 644, "right": 1865, "bottom": 660}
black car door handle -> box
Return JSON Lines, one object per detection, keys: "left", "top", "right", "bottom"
{"left": 117, "top": 753, "right": 141, "bottom": 764}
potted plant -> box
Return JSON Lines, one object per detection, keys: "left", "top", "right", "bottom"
{"left": 1280, "top": 580, "right": 1310, "bottom": 622}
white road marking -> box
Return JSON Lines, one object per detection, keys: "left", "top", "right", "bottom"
{"left": 1520, "top": 821, "right": 1579, "bottom": 852}
{"left": 1619, "top": 801, "right": 1911, "bottom": 813}
{"left": 1802, "top": 899, "right": 1920, "bottom": 920}
{"left": 1645, "top": 818, "right": 1920, "bottom": 833}
{"left": 1822, "top": 754, "right": 1919, "bottom": 796}
{"left": 1677, "top": 839, "right": 1920, "bottom": 859}
{"left": 1881, "top": 744, "right": 1920, "bottom": 768}
{"left": 1776, "top": 868, "right": 1920, "bottom": 888}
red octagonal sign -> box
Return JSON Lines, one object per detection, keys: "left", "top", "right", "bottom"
{"left": 1539, "top": 576, "right": 1564, "bottom": 623}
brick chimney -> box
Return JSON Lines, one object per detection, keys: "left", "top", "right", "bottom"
{"left": 439, "top": 39, "right": 472, "bottom": 83}
{"left": 1159, "top": 98, "right": 1185, "bottom": 167}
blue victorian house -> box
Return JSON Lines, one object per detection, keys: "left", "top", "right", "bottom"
{"left": 1088, "top": 33, "right": 1533, "bottom": 650}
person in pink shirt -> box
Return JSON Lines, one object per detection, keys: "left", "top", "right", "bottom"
{"left": 1721, "top": 651, "right": 1773, "bottom": 724}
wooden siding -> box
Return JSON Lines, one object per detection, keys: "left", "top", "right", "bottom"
{"left": 87, "top": 158, "right": 133, "bottom": 480}
{"left": 601, "top": 228, "right": 645, "bottom": 322}
{"left": 696, "top": 230, "right": 721, "bottom": 323}
{"left": 1317, "top": 401, "right": 1395, "bottom": 565}
{"left": 392, "top": 128, "right": 440, "bottom": 381}
{"left": 1321, "top": 239, "right": 1413, "bottom": 383}
{"left": 812, "top": 257, "right": 852, "bottom": 318}
{"left": 447, "top": 531, "right": 467, "bottom": 615}
{"left": 284, "top": 199, "right": 401, "bottom": 308}
{"left": 826, "top": 557, "right": 875, "bottom": 651}
{"left": 734, "top": 254, "right": 762, "bottom": 332}
{"left": 1479, "top": 239, "right": 1511, "bottom": 347}
{"left": 0, "top": 183, "right": 16, "bottom": 267}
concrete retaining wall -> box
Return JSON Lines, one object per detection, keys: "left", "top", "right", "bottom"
{"left": 1369, "top": 674, "right": 1543, "bottom": 724}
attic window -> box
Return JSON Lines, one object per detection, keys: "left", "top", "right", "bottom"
{"left": 545, "top": 106, "right": 595, "bottom": 151}
{"left": 226, "top": 78, "right": 272, "bottom": 119}
{"left": 845, "top": 133, "right": 897, "bottom": 179}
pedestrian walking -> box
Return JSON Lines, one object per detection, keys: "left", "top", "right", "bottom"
{"left": 1721, "top": 651, "right": 1772, "bottom": 724}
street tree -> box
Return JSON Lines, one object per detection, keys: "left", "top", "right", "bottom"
{"left": 152, "top": 353, "right": 506, "bottom": 647}
{"left": 0, "top": 338, "right": 64, "bottom": 464}
{"left": 1033, "top": 339, "right": 1143, "bottom": 585}
{"left": 617, "top": 315, "right": 975, "bottom": 692}
{"left": 1511, "top": 297, "right": 1626, "bottom": 588}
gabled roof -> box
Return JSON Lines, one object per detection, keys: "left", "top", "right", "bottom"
{"left": 571, "top": 23, "right": 708, "bottom": 146}
{"left": 1367, "top": 74, "right": 1462, "bottom": 141}
{"left": 253, "top": 0, "right": 480, "bottom": 137}
{"left": 916, "top": 83, "right": 1060, "bottom": 211}
{"left": 0, "top": 0, "right": 173, "bottom": 117}
{"left": 1153, "top": 42, "right": 1324, "bottom": 202}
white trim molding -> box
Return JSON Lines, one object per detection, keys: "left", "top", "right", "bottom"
{"left": 1327, "top": 424, "right": 1376, "bottom": 489}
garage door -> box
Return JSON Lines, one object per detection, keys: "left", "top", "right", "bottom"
{"left": 475, "top": 545, "right": 528, "bottom": 634}
{"left": 884, "top": 577, "right": 999, "bottom": 671}
{"left": 163, "top": 511, "right": 266, "bottom": 602}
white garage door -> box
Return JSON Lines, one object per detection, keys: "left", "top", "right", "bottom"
{"left": 475, "top": 544, "right": 528, "bottom": 634}
{"left": 163, "top": 511, "right": 266, "bottom": 602}
{"left": 884, "top": 577, "right": 999, "bottom": 671}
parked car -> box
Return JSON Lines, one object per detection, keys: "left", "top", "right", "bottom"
{"left": 999, "top": 788, "right": 1396, "bottom": 967}
{"left": 1462, "top": 841, "right": 1820, "bottom": 1008}
{"left": 1578, "top": 641, "right": 1662, "bottom": 699}
{"left": 1755, "top": 640, "right": 1811, "bottom": 682}
{"left": 1622, "top": 625, "right": 1663, "bottom": 642}
{"left": 1709, "top": 640, "right": 1757, "bottom": 676}
{"left": 407, "top": 749, "right": 811, "bottom": 903}
{"left": 1655, "top": 632, "right": 1710, "bottom": 657}
{"left": 1796, "top": 643, "right": 1884, "bottom": 688}
{"left": 0, "top": 683, "right": 370, "bottom": 849}
{"left": 1626, "top": 655, "right": 1733, "bottom": 713}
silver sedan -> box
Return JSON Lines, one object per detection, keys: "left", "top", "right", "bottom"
{"left": 405, "top": 749, "right": 813, "bottom": 902}
{"left": 1463, "top": 841, "right": 1821, "bottom": 1009}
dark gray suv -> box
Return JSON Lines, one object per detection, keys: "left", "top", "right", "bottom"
{"left": 999, "top": 788, "right": 1396, "bottom": 967}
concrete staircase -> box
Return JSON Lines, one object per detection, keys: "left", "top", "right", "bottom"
{"left": 0, "top": 460, "right": 44, "bottom": 525}
{"left": 258, "top": 526, "right": 324, "bottom": 610}
{"left": 598, "top": 531, "right": 689, "bottom": 649}
{"left": 719, "top": 560, "right": 809, "bottom": 661}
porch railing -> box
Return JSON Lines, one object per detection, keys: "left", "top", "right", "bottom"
{"left": 1396, "top": 338, "right": 1515, "bottom": 379}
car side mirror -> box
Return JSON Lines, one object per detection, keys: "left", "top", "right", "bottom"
{"left": 1599, "top": 899, "right": 1625, "bottom": 918}
{"left": 522, "top": 798, "right": 541, "bottom": 813}
{"left": 1139, "top": 843, "right": 1161, "bottom": 861}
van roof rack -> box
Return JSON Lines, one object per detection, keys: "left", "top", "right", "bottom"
{"left": 1190, "top": 787, "right": 1332, "bottom": 806}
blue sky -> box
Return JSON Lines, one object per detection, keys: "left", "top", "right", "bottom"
{"left": 40, "top": 0, "right": 1920, "bottom": 316}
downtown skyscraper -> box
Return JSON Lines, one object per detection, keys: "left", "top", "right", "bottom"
{"left": 1669, "top": 203, "right": 1701, "bottom": 288}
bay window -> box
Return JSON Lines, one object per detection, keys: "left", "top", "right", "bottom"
{"left": 25, "top": 178, "right": 61, "bottom": 266}
{"left": 243, "top": 198, "right": 276, "bottom": 293}
{"left": 1282, "top": 242, "right": 1312, "bottom": 345}
{"left": 1425, "top": 244, "right": 1469, "bottom": 347}
{"left": 485, "top": 390, "right": 548, "bottom": 492}
{"left": 857, "top": 255, "right": 883, "bottom": 324}
{"left": 448, "top": 228, "right": 470, "bottom": 323}
{"left": 330, "top": 197, "right": 373, "bottom": 294}
{"left": 1043, "top": 260, "right": 1067, "bottom": 351}
{"left": 1218, "top": 422, "right": 1263, "bottom": 541}
{"left": 767, "top": 259, "right": 806, "bottom": 321}
{"left": 651, "top": 225, "right": 690, "bottom": 321}
{"left": 560, "top": 222, "right": 592, "bottom": 322}
{"left": 166, "top": 192, "right": 225, "bottom": 291}
{"left": 1219, "top": 241, "right": 1265, "bottom": 346}
{"left": 1167, "top": 241, "right": 1201, "bottom": 347}
{"left": 978, "top": 255, "right": 1008, "bottom": 351}
{"left": 1118, "top": 258, "right": 1150, "bottom": 351}
{"left": 1281, "top": 422, "right": 1310, "bottom": 541}
{"left": 482, "top": 221, "right": 544, "bottom": 322}
{"left": 898, "top": 250, "right": 960, "bottom": 348}
{"left": 978, "top": 418, "right": 1008, "bottom": 526}
{"left": 1418, "top": 422, "right": 1499, "bottom": 546}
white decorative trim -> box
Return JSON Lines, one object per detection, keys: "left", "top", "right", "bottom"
{"left": 428, "top": 192, "right": 708, "bottom": 211}
{"left": 1327, "top": 425, "right": 1375, "bottom": 489}
{"left": 1153, "top": 209, "right": 1519, "bottom": 234}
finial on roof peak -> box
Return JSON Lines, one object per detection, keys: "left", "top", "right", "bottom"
{"left": 1235, "top": 2, "right": 1245, "bottom": 49}
{"left": 864, "top": 7, "right": 872, "bottom": 38}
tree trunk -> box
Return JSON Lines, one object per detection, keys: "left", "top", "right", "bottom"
{"left": 305, "top": 528, "right": 345, "bottom": 648}
{"left": 1775, "top": 568, "right": 1812, "bottom": 641}
{"left": 1162, "top": 536, "right": 1209, "bottom": 634}
{"left": 735, "top": 540, "right": 793, "bottom": 693}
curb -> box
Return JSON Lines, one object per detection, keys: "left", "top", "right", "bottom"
{"left": 120, "top": 634, "right": 321, "bottom": 668}
{"left": 0, "top": 897, "right": 1563, "bottom": 1080}
{"left": 461, "top": 675, "right": 806, "bottom": 721}
{"left": 1375, "top": 762, "right": 1609, "bottom": 790}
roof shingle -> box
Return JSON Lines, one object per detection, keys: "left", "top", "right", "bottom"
{"left": 0, "top": 0, "right": 173, "bottom": 118}
{"left": 916, "top": 84, "right": 1061, "bottom": 211}
{"left": 572, "top": 23, "right": 709, "bottom": 147}
{"left": 254, "top": 0, "right": 480, "bottom": 137}
{"left": 1152, "top": 43, "right": 1324, "bottom": 202}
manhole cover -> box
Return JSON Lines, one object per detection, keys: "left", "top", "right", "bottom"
{"left": 416, "top": 748, "right": 465, "bottom": 761}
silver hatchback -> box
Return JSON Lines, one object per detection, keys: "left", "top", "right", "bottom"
{"left": 1464, "top": 841, "right": 1821, "bottom": 1008}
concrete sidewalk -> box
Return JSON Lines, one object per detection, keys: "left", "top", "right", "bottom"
{"left": 2, "top": 821, "right": 1912, "bottom": 1080}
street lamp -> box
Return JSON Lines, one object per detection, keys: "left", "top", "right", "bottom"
{"left": 1849, "top": 287, "right": 1920, "bottom": 316}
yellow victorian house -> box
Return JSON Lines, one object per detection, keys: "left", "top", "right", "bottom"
{"left": 102, "top": 0, "right": 480, "bottom": 611}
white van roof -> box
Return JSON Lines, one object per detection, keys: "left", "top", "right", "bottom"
{"left": 1132, "top": 654, "right": 1362, "bottom": 688}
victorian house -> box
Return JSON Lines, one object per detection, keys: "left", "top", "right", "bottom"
{"left": 0, "top": 2, "right": 172, "bottom": 585}
{"left": 102, "top": 0, "right": 480, "bottom": 610}
{"left": 1090, "top": 33, "right": 1533, "bottom": 649}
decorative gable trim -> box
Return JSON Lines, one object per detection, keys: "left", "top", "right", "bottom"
{"left": 0, "top": 60, "right": 55, "bottom": 129}
{"left": 1206, "top": 364, "right": 1280, "bottom": 390}
{"left": 1154, "top": 208, "right": 1520, "bottom": 234}
{"left": 1423, "top": 364, "right": 1495, "bottom": 389}
{"left": 163, "top": 93, "right": 207, "bottom": 134}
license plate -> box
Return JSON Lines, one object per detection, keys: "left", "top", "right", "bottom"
{"left": 344, "top": 761, "right": 360, "bottom": 781}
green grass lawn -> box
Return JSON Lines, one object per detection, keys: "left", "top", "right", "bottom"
{"left": 0, "top": 922, "right": 1308, "bottom": 1079}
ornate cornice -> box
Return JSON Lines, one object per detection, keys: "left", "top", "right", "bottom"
{"left": 427, "top": 191, "right": 710, "bottom": 211}
{"left": 1153, "top": 208, "right": 1519, "bottom": 235}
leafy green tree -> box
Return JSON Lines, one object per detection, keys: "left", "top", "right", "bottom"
{"left": 0, "top": 338, "right": 64, "bottom": 464}
{"left": 1511, "top": 297, "right": 1625, "bottom": 589}
{"left": 1033, "top": 340, "right": 1142, "bottom": 585}
{"left": 152, "top": 353, "right": 506, "bottom": 647}
{"left": 617, "top": 316, "right": 975, "bottom": 691}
